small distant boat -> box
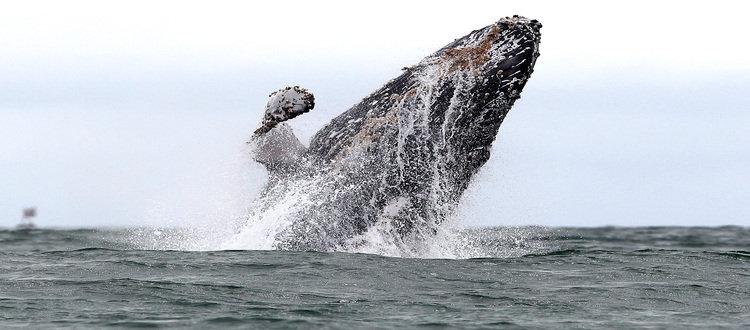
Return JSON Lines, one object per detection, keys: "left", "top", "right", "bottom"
{"left": 16, "top": 207, "right": 37, "bottom": 230}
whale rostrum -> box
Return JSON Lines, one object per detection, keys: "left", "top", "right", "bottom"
{"left": 249, "top": 16, "right": 542, "bottom": 252}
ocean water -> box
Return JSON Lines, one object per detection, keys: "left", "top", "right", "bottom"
{"left": 1, "top": 226, "right": 749, "bottom": 328}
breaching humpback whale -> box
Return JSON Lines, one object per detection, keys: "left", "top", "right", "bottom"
{"left": 248, "top": 16, "right": 542, "bottom": 252}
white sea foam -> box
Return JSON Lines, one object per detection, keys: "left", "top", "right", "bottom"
{"left": 128, "top": 157, "right": 549, "bottom": 259}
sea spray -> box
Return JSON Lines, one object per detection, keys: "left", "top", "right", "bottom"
{"left": 125, "top": 144, "right": 549, "bottom": 258}
{"left": 128, "top": 148, "right": 265, "bottom": 251}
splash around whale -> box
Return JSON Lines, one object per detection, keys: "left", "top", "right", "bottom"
{"left": 239, "top": 16, "right": 542, "bottom": 254}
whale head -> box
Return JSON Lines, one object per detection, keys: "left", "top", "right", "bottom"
{"left": 401, "top": 15, "right": 543, "bottom": 196}
{"left": 429, "top": 15, "right": 542, "bottom": 171}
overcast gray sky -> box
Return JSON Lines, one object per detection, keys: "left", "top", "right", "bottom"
{"left": 2, "top": 1, "right": 748, "bottom": 228}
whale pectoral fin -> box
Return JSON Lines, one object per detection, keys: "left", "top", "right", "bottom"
{"left": 253, "top": 86, "right": 315, "bottom": 136}
{"left": 250, "top": 86, "right": 314, "bottom": 171}
{"left": 252, "top": 123, "right": 307, "bottom": 171}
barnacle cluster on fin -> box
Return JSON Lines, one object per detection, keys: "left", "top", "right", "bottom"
{"left": 253, "top": 86, "right": 315, "bottom": 136}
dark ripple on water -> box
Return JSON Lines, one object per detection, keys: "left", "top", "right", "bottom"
{"left": 1, "top": 226, "right": 749, "bottom": 328}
